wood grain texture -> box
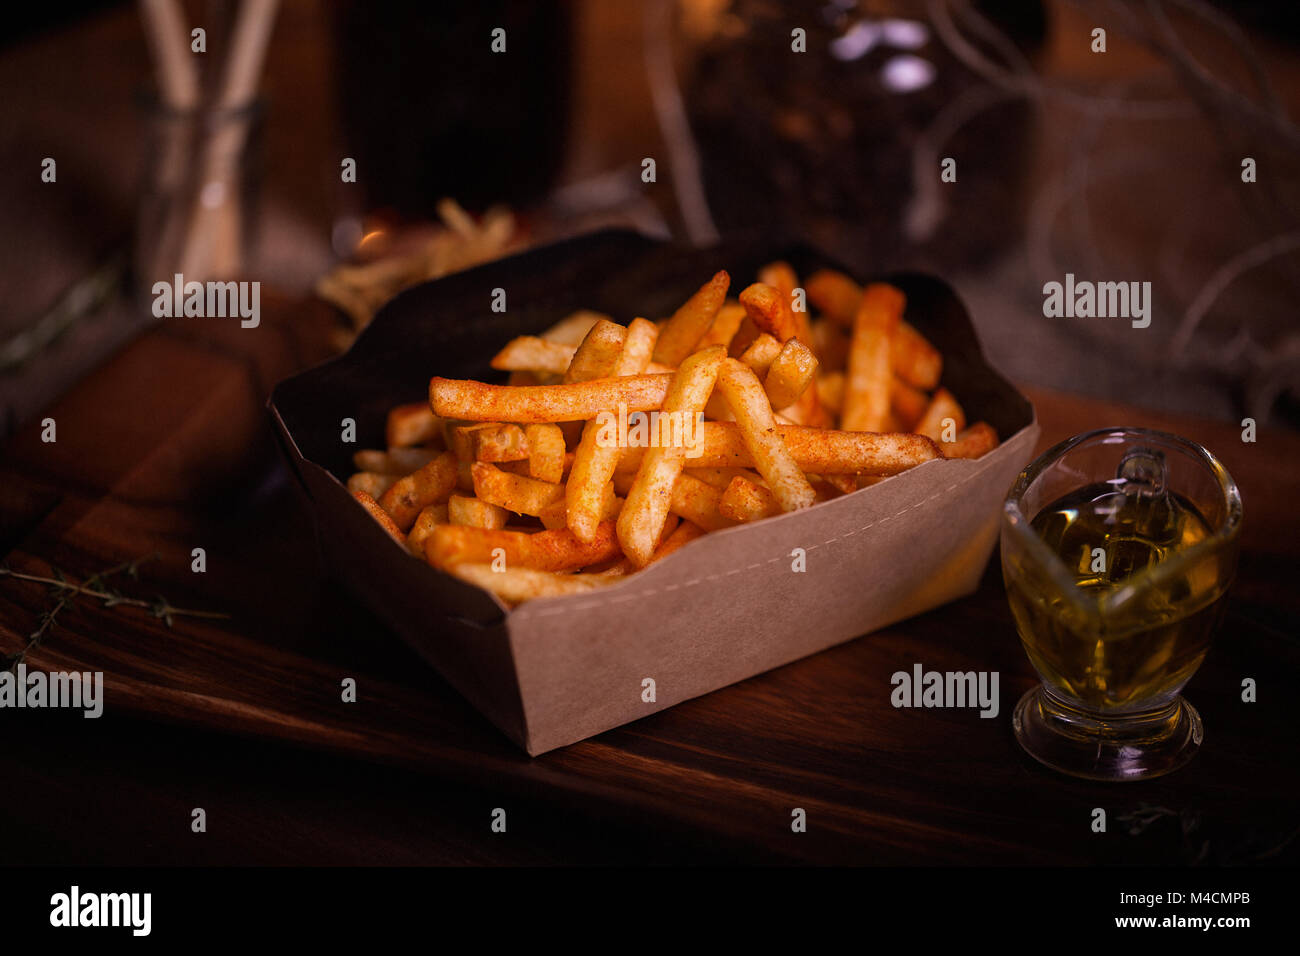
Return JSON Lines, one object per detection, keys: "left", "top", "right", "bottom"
{"left": 2, "top": 299, "right": 1297, "bottom": 865}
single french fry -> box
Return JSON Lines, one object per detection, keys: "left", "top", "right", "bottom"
{"left": 564, "top": 319, "right": 628, "bottom": 383}
{"left": 893, "top": 320, "right": 942, "bottom": 390}
{"left": 520, "top": 423, "right": 564, "bottom": 483}
{"left": 817, "top": 371, "right": 845, "bottom": 416}
{"left": 448, "top": 494, "right": 511, "bottom": 529}
{"left": 719, "top": 475, "right": 782, "bottom": 523}
{"left": 617, "top": 346, "right": 725, "bottom": 566}
{"left": 564, "top": 319, "right": 658, "bottom": 542}
{"left": 716, "top": 358, "right": 816, "bottom": 512}
{"left": 653, "top": 270, "right": 730, "bottom": 366}
{"left": 453, "top": 423, "right": 530, "bottom": 462}
{"left": 728, "top": 314, "right": 762, "bottom": 358}
{"left": 471, "top": 461, "right": 565, "bottom": 516}
{"left": 618, "top": 423, "right": 941, "bottom": 475}
{"left": 891, "top": 378, "right": 929, "bottom": 430}
{"left": 540, "top": 309, "right": 608, "bottom": 346}
{"left": 430, "top": 374, "right": 672, "bottom": 423}
{"left": 378, "top": 451, "right": 459, "bottom": 531}
{"left": 447, "top": 563, "right": 614, "bottom": 604}
{"left": 406, "top": 503, "right": 450, "bottom": 557}
{"left": 698, "top": 301, "right": 746, "bottom": 350}
{"left": 491, "top": 336, "right": 575, "bottom": 375}
{"left": 805, "top": 268, "right": 861, "bottom": 326}
{"left": 815, "top": 473, "right": 858, "bottom": 496}
{"left": 456, "top": 459, "right": 475, "bottom": 493}
{"left": 759, "top": 260, "right": 815, "bottom": 351}
{"left": 942, "top": 421, "right": 998, "bottom": 459}
{"left": 427, "top": 520, "right": 621, "bottom": 573}
{"left": 842, "top": 283, "right": 903, "bottom": 432}
{"left": 739, "top": 282, "right": 801, "bottom": 345}
{"left": 764, "top": 339, "right": 819, "bottom": 411}
{"left": 352, "top": 490, "right": 405, "bottom": 545}
{"left": 614, "top": 317, "right": 659, "bottom": 377}
{"left": 915, "top": 387, "right": 966, "bottom": 442}
{"left": 738, "top": 333, "right": 782, "bottom": 378}
{"left": 347, "top": 471, "right": 396, "bottom": 499}
{"left": 386, "top": 402, "right": 442, "bottom": 447}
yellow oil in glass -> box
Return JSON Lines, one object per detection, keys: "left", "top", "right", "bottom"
{"left": 1006, "top": 482, "right": 1227, "bottom": 712}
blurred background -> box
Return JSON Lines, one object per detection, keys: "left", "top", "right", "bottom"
{"left": 2, "top": 0, "right": 1298, "bottom": 438}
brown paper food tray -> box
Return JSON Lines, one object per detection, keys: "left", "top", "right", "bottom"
{"left": 269, "top": 231, "right": 1039, "bottom": 755}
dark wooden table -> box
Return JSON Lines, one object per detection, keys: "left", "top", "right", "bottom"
{"left": 2, "top": 294, "right": 1297, "bottom": 866}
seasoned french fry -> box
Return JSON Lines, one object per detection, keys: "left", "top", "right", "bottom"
{"left": 738, "top": 333, "right": 782, "bottom": 378}
{"left": 447, "top": 563, "right": 615, "bottom": 604}
{"left": 450, "top": 422, "right": 530, "bottom": 462}
{"left": 353, "top": 490, "right": 405, "bottom": 544}
{"left": 427, "top": 520, "right": 621, "bottom": 573}
{"left": 716, "top": 358, "right": 816, "bottom": 512}
{"left": 891, "top": 378, "right": 929, "bottom": 431}
{"left": 540, "top": 309, "right": 608, "bottom": 346}
{"left": 564, "top": 318, "right": 658, "bottom": 542}
{"left": 347, "top": 471, "right": 397, "bottom": 499}
{"left": 842, "top": 283, "right": 903, "bottom": 432}
{"left": 406, "top": 503, "right": 450, "bottom": 556}
{"left": 618, "top": 423, "right": 941, "bottom": 475}
{"left": 490, "top": 336, "right": 575, "bottom": 375}
{"left": 893, "top": 320, "right": 942, "bottom": 390}
{"left": 739, "top": 282, "right": 801, "bottom": 345}
{"left": 653, "top": 270, "right": 730, "bottom": 366}
{"left": 764, "top": 339, "right": 819, "bottom": 411}
{"left": 448, "top": 494, "right": 511, "bottom": 529}
{"left": 617, "top": 346, "right": 725, "bottom": 566}
{"left": 471, "top": 462, "right": 565, "bottom": 516}
{"left": 386, "top": 402, "right": 442, "bottom": 447}
{"left": 430, "top": 374, "right": 672, "bottom": 423}
{"left": 915, "top": 387, "right": 966, "bottom": 442}
{"left": 564, "top": 319, "right": 628, "bottom": 383}
{"left": 805, "top": 268, "right": 862, "bottom": 326}
{"left": 378, "top": 451, "right": 459, "bottom": 531}
{"left": 942, "top": 422, "right": 998, "bottom": 459}
{"left": 719, "top": 475, "right": 782, "bottom": 523}
{"left": 817, "top": 371, "right": 845, "bottom": 416}
{"left": 698, "top": 301, "right": 746, "bottom": 350}
{"left": 523, "top": 423, "right": 566, "bottom": 483}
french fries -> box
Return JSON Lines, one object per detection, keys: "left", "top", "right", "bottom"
{"left": 345, "top": 264, "right": 1001, "bottom": 605}
{"left": 715, "top": 358, "right": 816, "bottom": 512}
{"left": 430, "top": 374, "right": 672, "bottom": 423}
{"left": 618, "top": 346, "right": 725, "bottom": 566}
{"left": 653, "top": 271, "right": 730, "bottom": 366}
{"left": 843, "top": 283, "right": 902, "bottom": 432}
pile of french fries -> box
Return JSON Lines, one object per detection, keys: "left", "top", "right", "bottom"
{"left": 347, "top": 263, "right": 999, "bottom": 605}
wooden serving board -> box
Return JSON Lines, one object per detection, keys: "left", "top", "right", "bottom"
{"left": 2, "top": 294, "right": 1298, "bottom": 864}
